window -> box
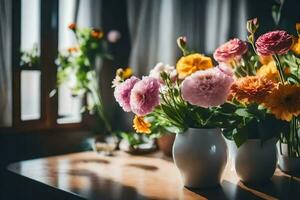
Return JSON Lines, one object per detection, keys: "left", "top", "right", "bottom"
{"left": 9, "top": 0, "right": 85, "bottom": 131}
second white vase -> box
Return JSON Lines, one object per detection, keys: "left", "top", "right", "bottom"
{"left": 235, "top": 138, "right": 277, "bottom": 183}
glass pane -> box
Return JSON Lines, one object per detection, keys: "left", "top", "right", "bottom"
{"left": 21, "top": 70, "right": 41, "bottom": 121}
{"left": 57, "top": 0, "right": 83, "bottom": 124}
{"left": 57, "top": 83, "right": 82, "bottom": 124}
{"left": 21, "top": 0, "right": 40, "bottom": 52}
{"left": 58, "top": 0, "right": 77, "bottom": 50}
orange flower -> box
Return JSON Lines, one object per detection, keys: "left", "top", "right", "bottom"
{"left": 176, "top": 53, "right": 213, "bottom": 79}
{"left": 68, "top": 23, "right": 76, "bottom": 30}
{"left": 133, "top": 115, "right": 151, "bottom": 134}
{"left": 67, "top": 46, "right": 78, "bottom": 53}
{"left": 263, "top": 84, "right": 300, "bottom": 121}
{"left": 291, "top": 37, "right": 300, "bottom": 55}
{"left": 91, "top": 29, "right": 104, "bottom": 39}
{"left": 230, "top": 76, "right": 277, "bottom": 104}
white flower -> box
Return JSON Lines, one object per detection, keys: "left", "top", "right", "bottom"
{"left": 149, "top": 62, "right": 177, "bottom": 83}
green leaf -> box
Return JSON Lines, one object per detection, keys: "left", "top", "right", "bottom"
{"left": 287, "top": 74, "right": 300, "bottom": 84}
{"left": 233, "top": 127, "right": 248, "bottom": 148}
{"left": 235, "top": 108, "right": 252, "bottom": 118}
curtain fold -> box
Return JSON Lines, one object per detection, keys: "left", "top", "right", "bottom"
{"left": 127, "top": 0, "right": 248, "bottom": 76}
{"left": 0, "top": 0, "right": 12, "bottom": 127}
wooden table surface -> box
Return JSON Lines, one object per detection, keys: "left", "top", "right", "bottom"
{"left": 7, "top": 151, "right": 300, "bottom": 200}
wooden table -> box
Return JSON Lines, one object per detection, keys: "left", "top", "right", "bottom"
{"left": 7, "top": 151, "right": 300, "bottom": 200}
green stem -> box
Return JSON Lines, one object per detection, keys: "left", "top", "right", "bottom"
{"left": 273, "top": 54, "right": 286, "bottom": 84}
{"left": 90, "top": 76, "right": 112, "bottom": 134}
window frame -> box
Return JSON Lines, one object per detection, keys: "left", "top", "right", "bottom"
{"left": 7, "top": 0, "right": 87, "bottom": 132}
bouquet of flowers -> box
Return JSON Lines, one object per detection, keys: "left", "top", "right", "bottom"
{"left": 113, "top": 19, "right": 300, "bottom": 159}
{"left": 112, "top": 37, "right": 243, "bottom": 138}
{"left": 216, "top": 19, "right": 300, "bottom": 156}
{"left": 56, "top": 23, "right": 120, "bottom": 134}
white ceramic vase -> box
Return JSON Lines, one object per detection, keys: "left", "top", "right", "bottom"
{"left": 172, "top": 128, "right": 228, "bottom": 188}
{"left": 277, "top": 143, "right": 300, "bottom": 173}
{"left": 235, "top": 139, "right": 277, "bottom": 183}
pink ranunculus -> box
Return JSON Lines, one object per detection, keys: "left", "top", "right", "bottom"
{"left": 114, "top": 76, "right": 140, "bottom": 112}
{"left": 130, "top": 77, "right": 160, "bottom": 116}
{"left": 213, "top": 38, "right": 248, "bottom": 63}
{"left": 149, "top": 62, "right": 177, "bottom": 83}
{"left": 181, "top": 66, "right": 234, "bottom": 108}
{"left": 255, "top": 30, "right": 293, "bottom": 56}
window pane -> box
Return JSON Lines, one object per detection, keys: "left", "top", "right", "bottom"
{"left": 21, "top": 0, "right": 40, "bottom": 52}
{"left": 21, "top": 70, "right": 41, "bottom": 121}
{"left": 57, "top": 0, "right": 82, "bottom": 124}
{"left": 57, "top": 83, "right": 82, "bottom": 124}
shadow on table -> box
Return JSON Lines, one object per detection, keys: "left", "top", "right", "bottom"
{"left": 60, "top": 168, "right": 166, "bottom": 200}
{"left": 186, "top": 179, "right": 288, "bottom": 200}
{"left": 241, "top": 174, "right": 300, "bottom": 200}
{"left": 70, "top": 158, "right": 110, "bottom": 165}
{"left": 125, "top": 163, "right": 159, "bottom": 171}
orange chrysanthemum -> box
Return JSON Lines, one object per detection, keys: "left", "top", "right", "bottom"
{"left": 91, "top": 29, "right": 104, "bottom": 39}
{"left": 263, "top": 84, "right": 300, "bottom": 121}
{"left": 230, "top": 76, "right": 277, "bottom": 104}
{"left": 133, "top": 115, "right": 151, "bottom": 134}
{"left": 176, "top": 53, "right": 213, "bottom": 79}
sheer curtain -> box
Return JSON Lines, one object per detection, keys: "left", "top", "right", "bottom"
{"left": 127, "top": 0, "right": 248, "bottom": 76}
{"left": 0, "top": 0, "right": 12, "bottom": 127}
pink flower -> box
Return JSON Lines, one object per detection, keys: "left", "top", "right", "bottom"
{"left": 130, "top": 77, "right": 160, "bottom": 116}
{"left": 181, "top": 66, "right": 234, "bottom": 108}
{"left": 149, "top": 62, "right": 177, "bottom": 83}
{"left": 216, "top": 63, "right": 234, "bottom": 77}
{"left": 107, "top": 30, "right": 121, "bottom": 43}
{"left": 255, "top": 30, "right": 293, "bottom": 56}
{"left": 213, "top": 38, "right": 248, "bottom": 63}
{"left": 114, "top": 76, "right": 140, "bottom": 112}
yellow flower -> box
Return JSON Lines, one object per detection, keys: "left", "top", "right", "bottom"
{"left": 263, "top": 84, "right": 300, "bottom": 121}
{"left": 176, "top": 53, "right": 213, "bottom": 79}
{"left": 256, "top": 61, "right": 279, "bottom": 82}
{"left": 259, "top": 55, "right": 273, "bottom": 65}
{"left": 133, "top": 115, "right": 151, "bottom": 134}
{"left": 122, "top": 67, "right": 133, "bottom": 79}
{"left": 291, "top": 37, "right": 300, "bottom": 55}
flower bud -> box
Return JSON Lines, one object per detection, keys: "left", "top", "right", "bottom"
{"left": 177, "top": 36, "right": 187, "bottom": 49}
{"left": 116, "top": 68, "right": 124, "bottom": 77}
{"left": 68, "top": 23, "right": 76, "bottom": 30}
{"left": 246, "top": 18, "right": 259, "bottom": 34}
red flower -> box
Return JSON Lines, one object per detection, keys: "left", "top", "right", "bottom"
{"left": 255, "top": 30, "right": 293, "bottom": 56}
